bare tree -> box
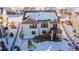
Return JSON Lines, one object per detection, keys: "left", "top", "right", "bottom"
{"left": 10, "top": 23, "right": 20, "bottom": 51}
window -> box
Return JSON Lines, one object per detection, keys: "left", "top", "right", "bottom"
{"left": 32, "top": 31, "right": 36, "bottom": 35}
{"left": 30, "top": 24, "right": 37, "bottom": 28}
{"left": 41, "top": 23, "right": 48, "bottom": 28}
{"left": 42, "top": 30, "right": 46, "bottom": 34}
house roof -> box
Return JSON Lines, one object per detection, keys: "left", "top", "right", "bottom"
{"left": 23, "top": 16, "right": 59, "bottom": 24}
{"left": 23, "top": 11, "right": 59, "bottom": 24}
{"left": 22, "top": 16, "right": 38, "bottom": 24}
{"left": 24, "top": 12, "right": 58, "bottom": 21}
{"left": 73, "top": 8, "right": 79, "bottom": 12}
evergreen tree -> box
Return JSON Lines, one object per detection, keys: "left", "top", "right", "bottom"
{"left": 28, "top": 40, "right": 32, "bottom": 46}
{"left": 28, "top": 39, "right": 36, "bottom": 49}
{"left": 10, "top": 32, "right": 14, "bottom": 37}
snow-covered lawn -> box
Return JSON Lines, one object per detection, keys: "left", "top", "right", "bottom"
{"left": 0, "top": 14, "right": 77, "bottom": 51}
{"left": 33, "top": 40, "right": 74, "bottom": 51}
{"left": 0, "top": 38, "right": 74, "bottom": 51}
{"left": 74, "top": 38, "right": 79, "bottom": 48}
{"left": 0, "top": 24, "right": 75, "bottom": 51}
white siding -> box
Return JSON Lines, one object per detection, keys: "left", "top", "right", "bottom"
{"left": 23, "top": 24, "right": 38, "bottom": 38}
{"left": 22, "top": 21, "right": 59, "bottom": 38}
{"left": 38, "top": 22, "right": 51, "bottom": 35}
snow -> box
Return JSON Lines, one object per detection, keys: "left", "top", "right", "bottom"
{"left": 63, "top": 23, "right": 79, "bottom": 49}
{"left": 64, "top": 15, "right": 70, "bottom": 19}
{"left": 8, "top": 38, "right": 74, "bottom": 51}
{"left": 0, "top": 21, "right": 75, "bottom": 51}
{"left": 33, "top": 40, "right": 73, "bottom": 51}
{"left": 25, "top": 12, "right": 58, "bottom": 20}
{"left": 59, "top": 23, "right": 75, "bottom": 50}
{"left": 0, "top": 14, "right": 77, "bottom": 51}
{"left": 63, "top": 23, "right": 75, "bottom": 40}
{"left": 74, "top": 38, "right": 79, "bottom": 47}
{"left": 0, "top": 23, "right": 75, "bottom": 51}
{"left": 72, "top": 7, "right": 79, "bottom": 12}
{"left": 8, "top": 14, "right": 23, "bottom": 18}
{"left": 0, "top": 27, "right": 74, "bottom": 51}
{"left": 60, "top": 14, "right": 70, "bottom": 21}
{"left": 60, "top": 24, "right": 68, "bottom": 39}
{"left": 8, "top": 14, "right": 23, "bottom": 21}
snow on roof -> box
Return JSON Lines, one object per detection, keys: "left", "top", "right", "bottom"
{"left": 23, "top": 16, "right": 38, "bottom": 24}
{"left": 65, "top": 14, "right": 70, "bottom": 18}
{"left": 25, "top": 12, "right": 58, "bottom": 21}
{"left": 73, "top": 8, "right": 79, "bottom": 12}
{"left": 8, "top": 14, "right": 23, "bottom": 21}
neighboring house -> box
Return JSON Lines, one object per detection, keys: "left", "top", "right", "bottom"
{"left": 22, "top": 11, "right": 61, "bottom": 39}
{"left": 70, "top": 11, "right": 79, "bottom": 35}
{"left": 44, "top": 7, "right": 57, "bottom": 11}
{"left": 24, "top": 7, "right": 36, "bottom": 11}
{"left": 59, "top": 14, "right": 70, "bottom": 23}
{"left": 8, "top": 16, "right": 22, "bottom": 28}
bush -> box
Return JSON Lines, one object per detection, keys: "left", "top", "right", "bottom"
{"left": 14, "top": 45, "right": 21, "bottom": 51}
{"left": 10, "top": 32, "right": 14, "bottom": 37}
{"left": 28, "top": 40, "right": 32, "bottom": 45}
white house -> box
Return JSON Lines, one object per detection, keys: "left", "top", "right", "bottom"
{"left": 22, "top": 11, "right": 61, "bottom": 39}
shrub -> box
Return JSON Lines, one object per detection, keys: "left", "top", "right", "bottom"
{"left": 10, "top": 32, "right": 14, "bottom": 37}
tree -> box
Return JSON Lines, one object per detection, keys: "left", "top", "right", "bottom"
{"left": 10, "top": 23, "right": 20, "bottom": 51}
{"left": 14, "top": 45, "right": 21, "bottom": 51}
{"left": 28, "top": 39, "right": 36, "bottom": 49}
{"left": 10, "top": 32, "right": 14, "bottom": 37}
{"left": 19, "top": 26, "right": 24, "bottom": 39}
{"left": 28, "top": 40, "right": 32, "bottom": 48}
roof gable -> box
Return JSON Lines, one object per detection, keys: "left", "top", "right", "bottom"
{"left": 22, "top": 16, "right": 38, "bottom": 24}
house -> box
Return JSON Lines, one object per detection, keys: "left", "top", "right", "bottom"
{"left": 22, "top": 11, "right": 61, "bottom": 40}
{"left": 44, "top": 7, "right": 57, "bottom": 11}
{"left": 70, "top": 8, "right": 79, "bottom": 35}
{"left": 8, "top": 16, "right": 22, "bottom": 29}
{"left": 24, "top": 7, "right": 36, "bottom": 11}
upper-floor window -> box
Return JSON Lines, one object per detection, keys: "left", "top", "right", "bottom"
{"left": 41, "top": 23, "right": 48, "bottom": 28}
{"left": 30, "top": 24, "right": 37, "bottom": 28}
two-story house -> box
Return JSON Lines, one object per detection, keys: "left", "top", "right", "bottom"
{"left": 22, "top": 11, "right": 61, "bottom": 40}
